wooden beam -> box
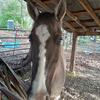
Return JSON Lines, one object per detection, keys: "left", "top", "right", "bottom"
{"left": 63, "top": 22, "right": 77, "bottom": 32}
{"left": 77, "top": 32, "right": 100, "bottom": 36}
{"left": 53, "top": 2, "right": 87, "bottom": 31}
{"left": 67, "top": 19, "right": 95, "bottom": 23}
{"left": 40, "top": 0, "right": 55, "bottom": 4}
{"left": 68, "top": 21, "right": 97, "bottom": 29}
{"left": 72, "top": 8, "right": 100, "bottom": 16}
{"left": 48, "top": 0, "right": 87, "bottom": 31}
{"left": 66, "top": 9, "right": 87, "bottom": 31}
{"left": 30, "top": 0, "right": 53, "bottom": 12}
{"left": 65, "top": 25, "right": 100, "bottom": 32}
{"left": 0, "top": 92, "right": 2, "bottom": 100}
{"left": 69, "top": 33, "right": 77, "bottom": 72}
{"left": 78, "top": 0, "right": 100, "bottom": 28}
{"left": 30, "top": 0, "right": 78, "bottom": 33}
{"left": 75, "top": 25, "right": 98, "bottom": 29}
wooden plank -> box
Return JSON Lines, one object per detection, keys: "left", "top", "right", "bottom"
{"left": 67, "top": 19, "right": 95, "bottom": 23}
{"left": 78, "top": 0, "right": 100, "bottom": 28}
{"left": 66, "top": 9, "right": 87, "bottom": 31}
{"left": 51, "top": 0, "right": 87, "bottom": 31}
{"left": 76, "top": 25, "right": 98, "bottom": 29}
{"left": 30, "top": 0, "right": 78, "bottom": 33}
{"left": 77, "top": 32, "right": 100, "bottom": 36}
{"left": 30, "top": 0, "right": 53, "bottom": 12}
{"left": 63, "top": 22, "right": 77, "bottom": 32}
{"left": 72, "top": 8, "right": 100, "bottom": 16}
{"left": 69, "top": 33, "right": 77, "bottom": 72}
{"left": 0, "top": 92, "right": 2, "bottom": 100}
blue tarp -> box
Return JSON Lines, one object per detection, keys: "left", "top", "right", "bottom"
{"left": 2, "top": 41, "right": 20, "bottom": 48}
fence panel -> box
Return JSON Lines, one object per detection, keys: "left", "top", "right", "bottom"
{"left": 0, "top": 29, "right": 30, "bottom": 61}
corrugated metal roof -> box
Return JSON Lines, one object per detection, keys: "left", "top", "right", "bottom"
{"left": 88, "top": 0, "right": 100, "bottom": 9}
{"left": 67, "top": 0, "right": 84, "bottom": 12}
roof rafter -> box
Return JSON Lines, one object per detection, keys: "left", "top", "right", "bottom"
{"left": 30, "top": 0, "right": 77, "bottom": 32}
{"left": 63, "top": 22, "right": 77, "bottom": 32}
{"left": 78, "top": 31, "right": 100, "bottom": 36}
{"left": 78, "top": 0, "right": 100, "bottom": 28}
{"left": 29, "top": 0, "right": 52, "bottom": 12}
{"left": 68, "top": 19, "right": 95, "bottom": 23}
{"left": 66, "top": 9, "right": 87, "bottom": 31}
{"left": 72, "top": 8, "right": 100, "bottom": 16}
{"left": 52, "top": 1, "right": 87, "bottom": 31}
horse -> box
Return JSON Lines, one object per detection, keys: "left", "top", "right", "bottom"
{"left": 27, "top": 0, "right": 66, "bottom": 100}
{"left": 0, "top": 0, "right": 66, "bottom": 100}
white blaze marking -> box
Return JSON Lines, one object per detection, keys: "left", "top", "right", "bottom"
{"left": 29, "top": 25, "right": 50, "bottom": 100}
{"left": 55, "top": 95, "right": 61, "bottom": 100}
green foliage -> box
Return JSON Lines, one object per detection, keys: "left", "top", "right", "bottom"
{"left": 78, "top": 36, "right": 91, "bottom": 45}
{"left": 0, "top": 0, "right": 19, "bottom": 28}
{"left": 0, "top": 0, "right": 32, "bottom": 29}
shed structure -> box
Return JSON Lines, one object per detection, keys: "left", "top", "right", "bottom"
{"left": 26, "top": 0, "right": 100, "bottom": 72}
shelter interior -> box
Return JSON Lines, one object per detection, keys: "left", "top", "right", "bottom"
{"left": 27, "top": 0, "right": 100, "bottom": 35}
{"left": 26, "top": 0, "right": 100, "bottom": 71}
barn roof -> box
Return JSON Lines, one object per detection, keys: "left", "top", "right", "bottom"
{"left": 27, "top": 0, "right": 100, "bottom": 36}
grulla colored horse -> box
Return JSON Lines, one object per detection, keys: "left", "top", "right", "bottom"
{"left": 0, "top": 0, "right": 66, "bottom": 100}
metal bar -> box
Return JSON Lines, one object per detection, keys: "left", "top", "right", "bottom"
{"left": 0, "top": 48, "right": 29, "bottom": 53}
{"left": 1, "top": 52, "right": 28, "bottom": 58}
{"left": 13, "top": 30, "right": 17, "bottom": 56}
{"left": 0, "top": 37, "right": 28, "bottom": 39}
{"left": 0, "top": 43, "right": 29, "bottom": 46}
{"left": 0, "top": 28, "right": 30, "bottom": 32}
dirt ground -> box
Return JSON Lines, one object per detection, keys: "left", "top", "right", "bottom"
{"left": 1, "top": 50, "right": 100, "bottom": 100}
{"left": 63, "top": 51, "right": 100, "bottom": 100}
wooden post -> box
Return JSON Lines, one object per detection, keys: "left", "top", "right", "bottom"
{"left": 69, "top": 33, "right": 77, "bottom": 72}
{"left": 0, "top": 91, "right": 2, "bottom": 100}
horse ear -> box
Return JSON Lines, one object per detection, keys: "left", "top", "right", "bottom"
{"left": 27, "top": 2, "right": 39, "bottom": 21}
{"left": 55, "top": 0, "right": 66, "bottom": 22}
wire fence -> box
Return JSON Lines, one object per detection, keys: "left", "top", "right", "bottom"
{"left": 0, "top": 29, "right": 100, "bottom": 61}
{"left": 0, "top": 29, "right": 30, "bottom": 60}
